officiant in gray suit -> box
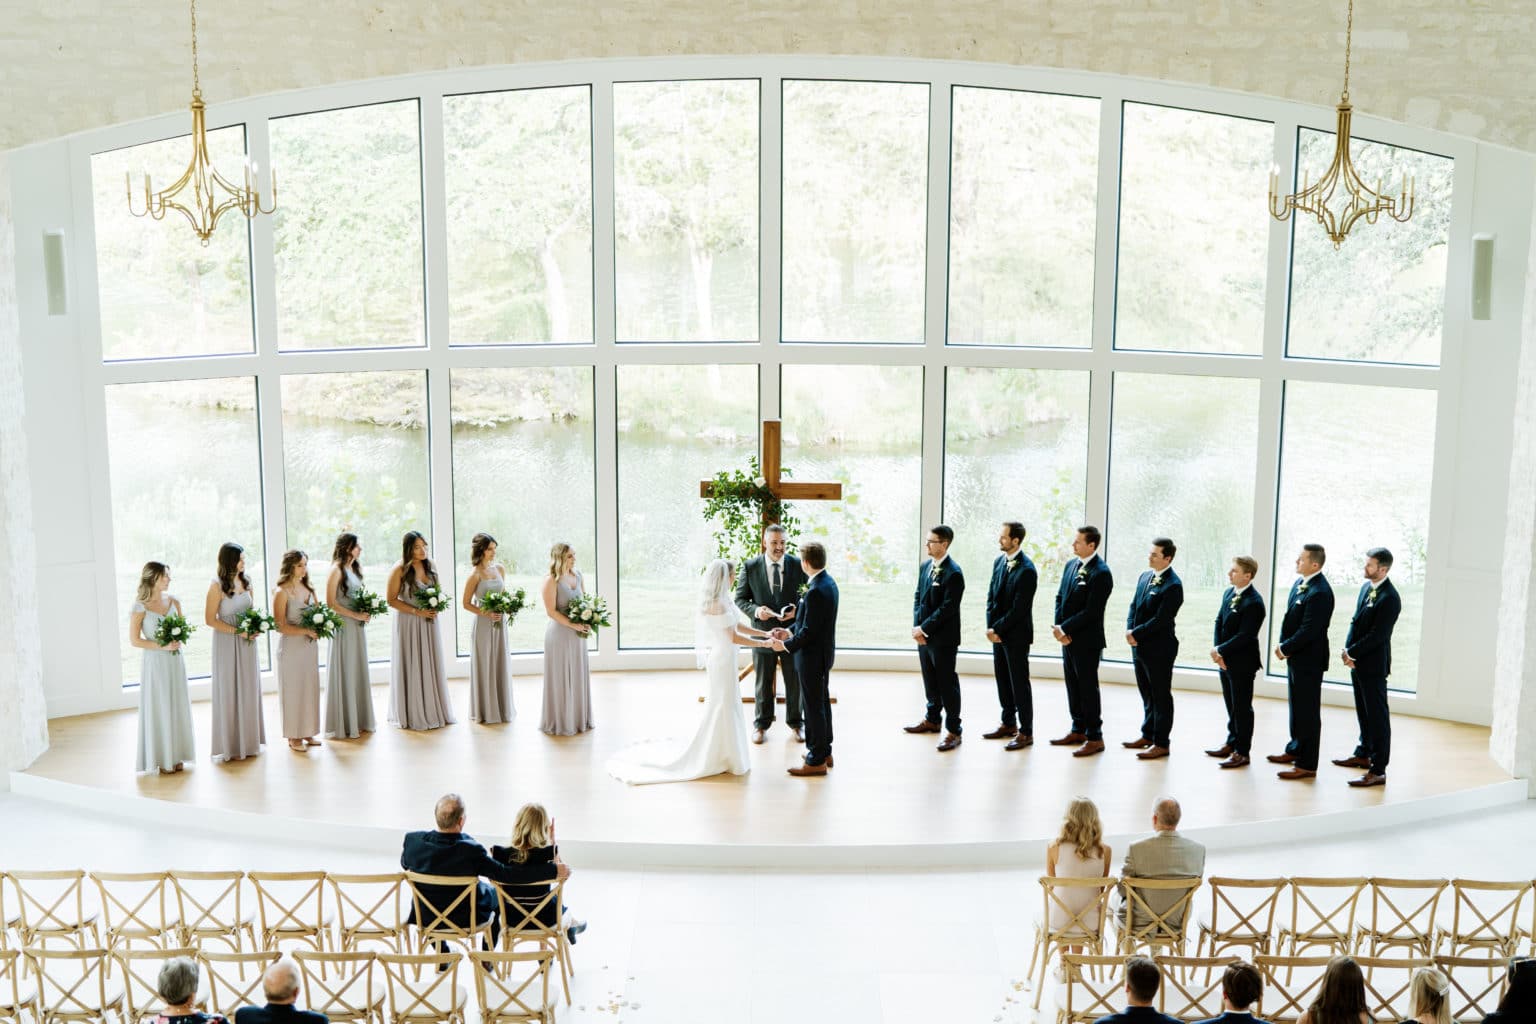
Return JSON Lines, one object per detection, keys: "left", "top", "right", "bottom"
{"left": 734, "top": 524, "right": 807, "bottom": 743}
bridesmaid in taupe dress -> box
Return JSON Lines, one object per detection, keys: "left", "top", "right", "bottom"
{"left": 461, "top": 532, "right": 514, "bottom": 725}
{"left": 273, "top": 549, "right": 322, "bottom": 751}
{"left": 540, "top": 541, "right": 593, "bottom": 736}
{"left": 205, "top": 542, "right": 265, "bottom": 762}
{"left": 325, "top": 532, "right": 376, "bottom": 738}
{"left": 387, "top": 530, "right": 455, "bottom": 730}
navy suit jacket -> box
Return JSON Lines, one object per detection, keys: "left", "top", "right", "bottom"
{"left": 1343, "top": 578, "right": 1401, "bottom": 676}
{"left": 1277, "top": 574, "right": 1335, "bottom": 671}
{"left": 913, "top": 557, "right": 964, "bottom": 648}
{"left": 1192, "top": 1013, "right": 1274, "bottom": 1024}
{"left": 1126, "top": 567, "right": 1183, "bottom": 654}
{"left": 1091, "top": 1007, "right": 1182, "bottom": 1024}
{"left": 986, "top": 552, "right": 1037, "bottom": 645}
{"left": 236, "top": 1006, "right": 329, "bottom": 1024}
{"left": 1055, "top": 555, "right": 1113, "bottom": 650}
{"left": 1213, "top": 586, "right": 1267, "bottom": 673}
{"left": 400, "top": 830, "right": 556, "bottom": 926}
{"left": 785, "top": 571, "right": 838, "bottom": 671}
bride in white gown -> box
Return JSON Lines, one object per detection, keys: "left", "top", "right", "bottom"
{"left": 607, "top": 559, "right": 777, "bottom": 785}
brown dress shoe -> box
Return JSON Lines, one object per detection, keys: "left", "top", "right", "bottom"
{"left": 1072, "top": 740, "right": 1106, "bottom": 757}
{"left": 983, "top": 725, "right": 1019, "bottom": 740}
{"left": 1277, "top": 768, "right": 1317, "bottom": 780}
{"left": 1049, "top": 732, "right": 1088, "bottom": 746}
{"left": 1218, "top": 754, "right": 1250, "bottom": 769}
{"left": 1205, "top": 745, "right": 1234, "bottom": 759}
{"left": 1347, "top": 772, "right": 1386, "bottom": 787}
{"left": 1122, "top": 737, "right": 1153, "bottom": 749}
{"left": 787, "top": 762, "right": 828, "bottom": 777}
{"left": 1331, "top": 755, "right": 1371, "bottom": 769}
{"left": 937, "top": 733, "right": 962, "bottom": 752}
{"left": 751, "top": 728, "right": 766, "bottom": 745}
{"left": 1005, "top": 735, "right": 1034, "bottom": 751}
{"left": 1266, "top": 753, "right": 1297, "bottom": 764}
{"left": 1136, "top": 746, "right": 1170, "bottom": 760}
{"left": 904, "top": 720, "right": 942, "bottom": 734}
{"left": 824, "top": 754, "right": 834, "bottom": 768}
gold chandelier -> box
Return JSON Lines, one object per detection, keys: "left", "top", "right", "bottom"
{"left": 1267, "top": 0, "right": 1414, "bottom": 247}
{"left": 125, "top": 0, "right": 275, "bottom": 245}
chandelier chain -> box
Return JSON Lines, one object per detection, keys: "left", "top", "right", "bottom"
{"left": 190, "top": 0, "right": 200, "bottom": 96}
{"left": 1342, "top": 0, "right": 1353, "bottom": 101}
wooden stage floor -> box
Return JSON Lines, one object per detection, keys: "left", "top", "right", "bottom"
{"left": 22, "top": 670, "right": 1513, "bottom": 862}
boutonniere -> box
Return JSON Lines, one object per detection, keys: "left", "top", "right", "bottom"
{"left": 1228, "top": 595, "right": 1241, "bottom": 613}
{"left": 1296, "top": 581, "right": 1310, "bottom": 595}
{"left": 1075, "top": 567, "right": 1088, "bottom": 583}
{"left": 797, "top": 582, "right": 810, "bottom": 597}
{"left": 1366, "top": 588, "right": 1379, "bottom": 606}
{"left": 1005, "top": 556, "right": 1019, "bottom": 571}
{"left": 931, "top": 565, "right": 943, "bottom": 580}
{"left": 1150, "top": 574, "right": 1163, "bottom": 588}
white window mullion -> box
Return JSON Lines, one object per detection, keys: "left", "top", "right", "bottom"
{"left": 760, "top": 75, "right": 782, "bottom": 417}
{"left": 920, "top": 79, "right": 950, "bottom": 534}
{"left": 247, "top": 116, "right": 287, "bottom": 658}
{"left": 591, "top": 76, "right": 620, "bottom": 666}
{"left": 1085, "top": 93, "right": 1124, "bottom": 541}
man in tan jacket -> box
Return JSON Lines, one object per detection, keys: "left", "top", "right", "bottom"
{"left": 1116, "top": 796, "right": 1206, "bottom": 934}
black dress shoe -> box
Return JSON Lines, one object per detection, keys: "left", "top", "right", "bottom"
{"left": 566, "top": 919, "right": 587, "bottom": 945}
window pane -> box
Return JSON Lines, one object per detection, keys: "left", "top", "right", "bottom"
{"left": 106, "top": 379, "right": 267, "bottom": 684}
{"left": 614, "top": 80, "right": 758, "bottom": 342}
{"left": 1287, "top": 134, "right": 1453, "bottom": 365}
{"left": 271, "top": 101, "right": 425, "bottom": 349}
{"left": 948, "top": 87, "right": 1099, "bottom": 347}
{"left": 91, "top": 129, "right": 255, "bottom": 360}
{"left": 450, "top": 368, "right": 596, "bottom": 655}
{"left": 1116, "top": 104, "right": 1271, "bottom": 355}
{"left": 1104, "top": 373, "right": 1260, "bottom": 667}
{"left": 617, "top": 364, "right": 757, "bottom": 647}
{"left": 943, "top": 367, "right": 1091, "bottom": 653}
{"left": 780, "top": 365, "right": 923, "bottom": 648}
{"left": 781, "top": 81, "right": 928, "bottom": 343}
{"left": 280, "top": 371, "right": 431, "bottom": 662}
{"left": 444, "top": 87, "right": 593, "bottom": 344}
{"left": 1271, "top": 382, "right": 1436, "bottom": 692}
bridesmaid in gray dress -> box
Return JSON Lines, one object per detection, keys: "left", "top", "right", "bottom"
{"left": 129, "top": 561, "right": 195, "bottom": 774}
{"left": 204, "top": 542, "right": 266, "bottom": 762}
{"left": 387, "top": 530, "right": 455, "bottom": 730}
{"left": 461, "top": 532, "right": 514, "bottom": 725}
{"left": 273, "top": 549, "right": 322, "bottom": 751}
{"left": 325, "top": 532, "right": 377, "bottom": 738}
{"left": 540, "top": 541, "right": 593, "bottom": 736}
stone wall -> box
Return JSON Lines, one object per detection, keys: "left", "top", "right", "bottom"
{"left": 2, "top": 0, "right": 1534, "bottom": 152}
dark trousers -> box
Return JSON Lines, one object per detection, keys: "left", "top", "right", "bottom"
{"left": 1131, "top": 643, "right": 1177, "bottom": 747}
{"left": 1350, "top": 667, "right": 1392, "bottom": 774}
{"left": 992, "top": 639, "right": 1032, "bottom": 734}
{"left": 797, "top": 653, "right": 834, "bottom": 764}
{"left": 918, "top": 642, "right": 962, "bottom": 735}
{"left": 751, "top": 646, "right": 803, "bottom": 730}
{"left": 1218, "top": 662, "right": 1257, "bottom": 755}
{"left": 1061, "top": 644, "right": 1103, "bottom": 741}
{"left": 1284, "top": 662, "right": 1324, "bottom": 770}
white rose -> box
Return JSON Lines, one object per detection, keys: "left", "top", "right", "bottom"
{"left": 753, "top": 476, "right": 766, "bottom": 488}
{"left": 171, "top": 627, "right": 182, "bottom": 637}
{"left": 582, "top": 609, "right": 593, "bottom": 621}
{"left": 311, "top": 613, "right": 324, "bottom": 624}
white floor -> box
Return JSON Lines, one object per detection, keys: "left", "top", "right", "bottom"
{"left": 2, "top": 790, "right": 1532, "bottom": 1024}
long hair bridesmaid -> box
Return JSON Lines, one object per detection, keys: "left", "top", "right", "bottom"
{"left": 324, "top": 531, "right": 376, "bottom": 738}
{"left": 129, "top": 561, "right": 195, "bottom": 774}
{"left": 462, "top": 532, "right": 514, "bottom": 724}
{"left": 273, "top": 549, "right": 322, "bottom": 751}
{"left": 205, "top": 542, "right": 265, "bottom": 761}
{"left": 387, "top": 530, "right": 455, "bottom": 730}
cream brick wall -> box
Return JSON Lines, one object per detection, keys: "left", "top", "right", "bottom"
{"left": 1, "top": 0, "right": 1533, "bottom": 152}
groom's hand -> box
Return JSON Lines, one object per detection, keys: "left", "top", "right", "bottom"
{"left": 769, "top": 627, "right": 791, "bottom": 640}
{"left": 770, "top": 639, "right": 787, "bottom": 652}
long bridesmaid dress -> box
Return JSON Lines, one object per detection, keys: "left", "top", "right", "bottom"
{"left": 469, "top": 570, "right": 515, "bottom": 725}
{"left": 325, "top": 566, "right": 376, "bottom": 738}
{"left": 133, "top": 599, "right": 196, "bottom": 772}
{"left": 209, "top": 583, "right": 265, "bottom": 761}
{"left": 389, "top": 579, "right": 455, "bottom": 730}
{"left": 540, "top": 571, "right": 593, "bottom": 736}
{"left": 277, "top": 589, "right": 321, "bottom": 740}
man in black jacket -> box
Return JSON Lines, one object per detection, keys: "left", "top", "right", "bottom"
{"left": 1207, "top": 556, "right": 1267, "bottom": 770}
{"left": 1269, "top": 544, "right": 1335, "bottom": 780}
{"left": 905, "top": 525, "right": 966, "bottom": 752}
{"left": 233, "top": 959, "right": 328, "bottom": 1024}
{"left": 1051, "top": 526, "right": 1113, "bottom": 757}
{"left": 734, "top": 524, "right": 807, "bottom": 743}
{"left": 1123, "top": 537, "right": 1184, "bottom": 760}
{"left": 983, "top": 521, "right": 1037, "bottom": 749}
{"left": 1334, "top": 547, "right": 1402, "bottom": 788}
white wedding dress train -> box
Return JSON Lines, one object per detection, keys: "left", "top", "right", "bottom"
{"left": 606, "top": 609, "right": 750, "bottom": 785}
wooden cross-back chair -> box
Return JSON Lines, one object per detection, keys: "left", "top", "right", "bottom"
{"left": 90, "top": 872, "right": 176, "bottom": 951}
{"left": 327, "top": 874, "right": 407, "bottom": 953}
{"left": 1255, "top": 954, "right": 1334, "bottom": 1024}
{"left": 1115, "top": 877, "right": 1202, "bottom": 957}
{"left": 293, "top": 949, "right": 383, "bottom": 1024}
{"left": 1154, "top": 955, "right": 1238, "bottom": 1022}
{"left": 197, "top": 949, "right": 281, "bottom": 1018}
{"left": 492, "top": 883, "right": 572, "bottom": 1007}
{"left": 8, "top": 872, "right": 100, "bottom": 950}
{"left": 468, "top": 951, "right": 555, "bottom": 1024}
{"left": 1195, "top": 877, "right": 1287, "bottom": 960}
{"left": 377, "top": 952, "right": 467, "bottom": 1024}
{"left": 1278, "top": 877, "right": 1367, "bottom": 957}
{"left": 1058, "top": 954, "right": 1126, "bottom": 1024}
{"left": 113, "top": 946, "right": 205, "bottom": 1024}
{"left": 1434, "top": 954, "right": 1510, "bottom": 1023}
{"left": 402, "top": 875, "right": 491, "bottom": 959}
{"left": 1358, "top": 878, "right": 1447, "bottom": 958}
{"left": 24, "top": 947, "right": 122, "bottom": 1024}
{"left": 1353, "top": 955, "right": 1433, "bottom": 1023}
{"left": 169, "top": 871, "right": 255, "bottom": 952}
{"left": 1435, "top": 879, "right": 1530, "bottom": 958}
{"left": 248, "top": 871, "right": 332, "bottom": 952}
{"left": 0, "top": 949, "right": 37, "bottom": 1024}
{"left": 1025, "top": 875, "right": 1116, "bottom": 1010}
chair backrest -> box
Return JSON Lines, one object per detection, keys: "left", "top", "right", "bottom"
{"left": 1360, "top": 878, "right": 1447, "bottom": 956}
{"left": 25, "top": 946, "right": 118, "bottom": 1019}
{"left": 1202, "top": 877, "right": 1287, "bottom": 951}
{"left": 403, "top": 874, "right": 484, "bottom": 950}
{"left": 1059, "top": 954, "right": 1127, "bottom": 1024}
{"left": 377, "top": 952, "right": 461, "bottom": 1023}
{"left": 1119, "top": 877, "right": 1202, "bottom": 953}
{"left": 170, "top": 871, "right": 251, "bottom": 952}
{"left": 197, "top": 949, "right": 281, "bottom": 1018}
{"left": 1284, "top": 877, "right": 1368, "bottom": 954}
{"left": 467, "top": 951, "right": 553, "bottom": 1024}
{"left": 1434, "top": 953, "right": 1511, "bottom": 1023}
{"left": 1255, "top": 954, "right": 1335, "bottom": 1024}
{"left": 90, "top": 873, "right": 174, "bottom": 951}
{"left": 113, "top": 946, "right": 199, "bottom": 1024}
{"left": 491, "top": 883, "right": 563, "bottom": 945}
{"left": 1037, "top": 876, "right": 1115, "bottom": 948}
{"left": 1442, "top": 879, "right": 1530, "bottom": 956}
{"left": 1154, "top": 955, "right": 1238, "bottom": 1022}
{"left": 247, "top": 872, "right": 329, "bottom": 951}
{"left": 9, "top": 872, "right": 93, "bottom": 947}
{"left": 327, "top": 874, "right": 405, "bottom": 953}
{"left": 293, "top": 950, "right": 377, "bottom": 1024}
{"left": 1353, "top": 955, "right": 1433, "bottom": 1022}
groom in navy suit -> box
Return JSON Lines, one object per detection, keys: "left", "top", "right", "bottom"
{"left": 772, "top": 541, "right": 838, "bottom": 777}
{"left": 1334, "top": 547, "right": 1401, "bottom": 788}
{"left": 1123, "top": 537, "right": 1183, "bottom": 760}
{"left": 1051, "top": 525, "right": 1113, "bottom": 757}
{"left": 905, "top": 525, "right": 966, "bottom": 752}
{"left": 1269, "top": 543, "right": 1335, "bottom": 780}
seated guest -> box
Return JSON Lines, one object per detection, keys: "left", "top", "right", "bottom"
{"left": 1482, "top": 956, "right": 1536, "bottom": 1023}
{"left": 1400, "top": 966, "right": 1450, "bottom": 1024}
{"left": 1093, "top": 955, "right": 1181, "bottom": 1024}
{"left": 491, "top": 802, "right": 587, "bottom": 945}
{"left": 233, "top": 959, "right": 327, "bottom": 1024}
{"left": 1046, "top": 797, "right": 1112, "bottom": 948}
{"left": 151, "top": 957, "right": 225, "bottom": 1024}
{"left": 1297, "top": 956, "right": 1369, "bottom": 1024}
{"left": 401, "top": 792, "right": 569, "bottom": 947}
{"left": 1195, "top": 961, "right": 1272, "bottom": 1024}
{"left": 1117, "top": 796, "right": 1205, "bottom": 933}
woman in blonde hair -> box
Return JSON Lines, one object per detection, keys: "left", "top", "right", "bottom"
{"left": 1400, "top": 966, "right": 1452, "bottom": 1024}
{"left": 540, "top": 542, "right": 592, "bottom": 736}
{"left": 491, "top": 803, "right": 586, "bottom": 945}
{"left": 273, "top": 550, "right": 322, "bottom": 751}
{"left": 129, "top": 562, "right": 195, "bottom": 773}
{"left": 1044, "top": 797, "right": 1112, "bottom": 957}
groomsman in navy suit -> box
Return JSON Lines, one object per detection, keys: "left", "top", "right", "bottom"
{"left": 1269, "top": 543, "right": 1335, "bottom": 780}
{"left": 983, "top": 521, "right": 1038, "bottom": 749}
{"left": 1051, "top": 526, "right": 1113, "bottom": 757}
{"left": 1334, "top": 547, "right": 1401, "bottom": 788}
{"left": 1123, "top": 537, "right": 1183, "bottom": 760}
{"left": 1207, "top": 555, "right": 1266, "bottom": 769}
{"left": 905, "top": 525, "right": 966, "bottom": 751}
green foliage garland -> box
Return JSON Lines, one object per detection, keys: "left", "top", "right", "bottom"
{"left": 701, "top": 456, "right": 803, "bottom": 563}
